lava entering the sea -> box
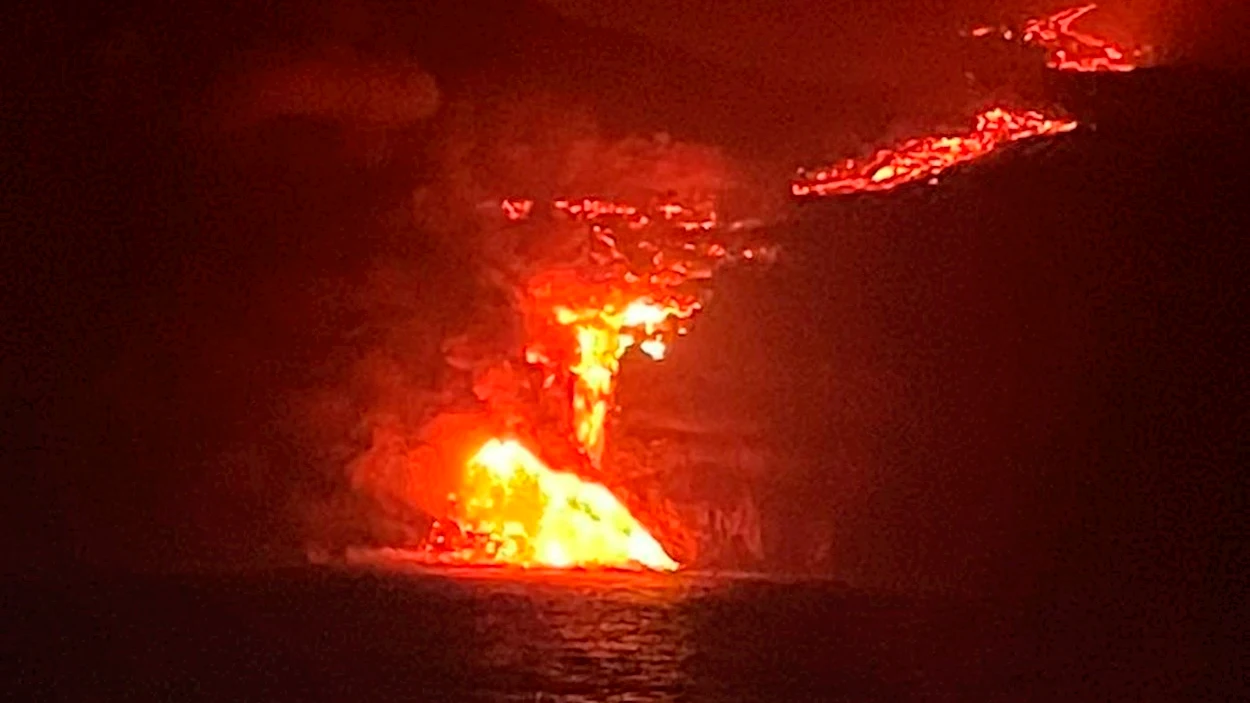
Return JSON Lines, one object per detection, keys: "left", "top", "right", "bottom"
{"left": 418, "top": 194, "right": 768, "bottom": 571}
{"left": 791, "top": 107, "right": 1078, "bottom": 197}
{"left": 426, "top": 439, "right": 679, "bottom": 571}
{"left": 346, "top": 13, "right": 1104, "bottom": 572}
{"left": 970, "top": 4, "right": 1143, "bottom": 73}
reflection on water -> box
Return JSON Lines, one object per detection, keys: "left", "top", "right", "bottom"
{"left": 5, "top": 565, "right": 1075, "bottom": 701}
{"left": 433, "top": 568, "right": 701, "bottom": 701}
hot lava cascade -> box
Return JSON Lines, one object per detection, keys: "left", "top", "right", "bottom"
{"left": 970, "top": 4, "right": 1145, "bottom": 73}
{"left": 416, "top": 195, "right": 769, "bottom": 571}
{"left": 791, "top": 107, "right": 1078, "bottom": 197}
{"left": 334, "top": 12, "right": 1104, "bottom": 572}
{"left": 428, "top": 438, "right": 678, "bottom": 571}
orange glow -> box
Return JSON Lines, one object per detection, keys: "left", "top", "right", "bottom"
{"left": 791, "top": 107, "right": 1078, "bottom": 197}
{"left": 421, "top": 194, "right": 766, "bottom": 571}
{"left": 543, "top": 295, "right": 696, "bottom": 466}
{"left": 519, "top": 196, "right": 752, "bottom": 468}
{"left": 972, "top": 4, "right": 1142, "bottom": 73}
{"left": 501, "top": 198, "right": 533, "bottom": 221}
{"left": 431, "top": 439, "right": 678, "bottom": 570}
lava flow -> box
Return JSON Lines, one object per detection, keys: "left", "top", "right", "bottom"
{"left": 791, "top": 107, "right": 1078, "bottom": 197}
{"left": 971, "top": 4, "right": 1142, "bottom": 73}
{"left": 421, "top": 195, "right": 766, "bottom": 570}
{"left": 428, "top": 439, "right": 679, "bottom": 571}
{"left": 530, "top": 294, "right": 697, "bottom": 468}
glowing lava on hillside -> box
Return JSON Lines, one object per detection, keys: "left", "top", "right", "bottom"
{"left": 372, "top": 13, "right": 1103, "bottom": 571}
{"left": 971, "top": 4, "right": 1143, "bottom": 73}
{"left": 791, "top": 107, "right": 1078, "bottom": 197}
{"left": 419, "top": 195, "right": 767, "bottom": 571}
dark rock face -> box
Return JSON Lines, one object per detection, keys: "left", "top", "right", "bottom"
{"left": 661, "top": 448, "right": 765, "bottom": 568}
{"left": 608, "top": 411, "right": 770, "bottom": 569}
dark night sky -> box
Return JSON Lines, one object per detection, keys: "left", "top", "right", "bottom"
{"left": 2, "top": 2, "right": 1244, "bottom": 661}
{"left": 543, "top": 0, "right": 1250, "bottom": 71}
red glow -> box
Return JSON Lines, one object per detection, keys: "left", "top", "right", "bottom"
{"left": 501, "top": 198, "right": 533, "bottom": 221}
{"left": 972, "top": 4, "right": 1142, "bottom": 73}
{"left": 791, "top": 107, "right": 1078, "bottom": 197}
{"left": 419, "top": 194, "right": 766, "bottom": 571}
{"left": 427, "top": 439, "right": 678, "bottom": 571}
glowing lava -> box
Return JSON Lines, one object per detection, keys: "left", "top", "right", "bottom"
{"left": 791, "top": 107, "right": 1078, "bottom": 197}
{"left": 971, "top": 4, "right": 1142, "bottom": 73}
{"left": 520, "top": 196, "right": 758, "bottom": 468}
{"left": 528, "top": 290, "right": 700, "bottom": 467}
{"left": 431, "top": 438, "right": 679, "bottom": 570}
{"left": 422, "top": 194, "right": 767, "bottom": 571}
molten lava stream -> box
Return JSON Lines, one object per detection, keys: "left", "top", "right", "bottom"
{"left": 791, "top": 107, "right": 1078, "bottom": 197}
{"left": 971, "top": 4, "right": 1141, "bottom": 73}
{"left": 418, "top": 195, "right": 763, "bottom": 573}
{"left": 432, "top": 439, "right": 679, "bottom": 571}
{"left": 548, "top": 297, "right": 697, "bottom": 468}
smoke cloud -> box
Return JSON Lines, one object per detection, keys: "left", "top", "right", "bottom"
{"left": 11, "top": 0, "right": 1240, "bottom": 586}
{"left": 308, "top": 90, "right": 749, "bottom": 551}
{"left": 208, "top": 52, "right": 441, "bottom": 133}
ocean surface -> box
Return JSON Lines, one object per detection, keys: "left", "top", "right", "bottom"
{"left": 3, "top": 565, "right": 1162, "bottom": 701}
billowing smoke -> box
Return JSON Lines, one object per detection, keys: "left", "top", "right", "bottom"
{"left": 15, "top": 0, "right": 1240, "bottom": 581}
{"left": 207, "top": 52, "right": 441, "bottom": 134}
{"left": 294, "top": 90, "right": 751, "bottom": 553}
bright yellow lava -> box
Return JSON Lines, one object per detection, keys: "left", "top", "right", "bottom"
{"left": 455, "top": 438, "right": 679, "bottom": 571}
